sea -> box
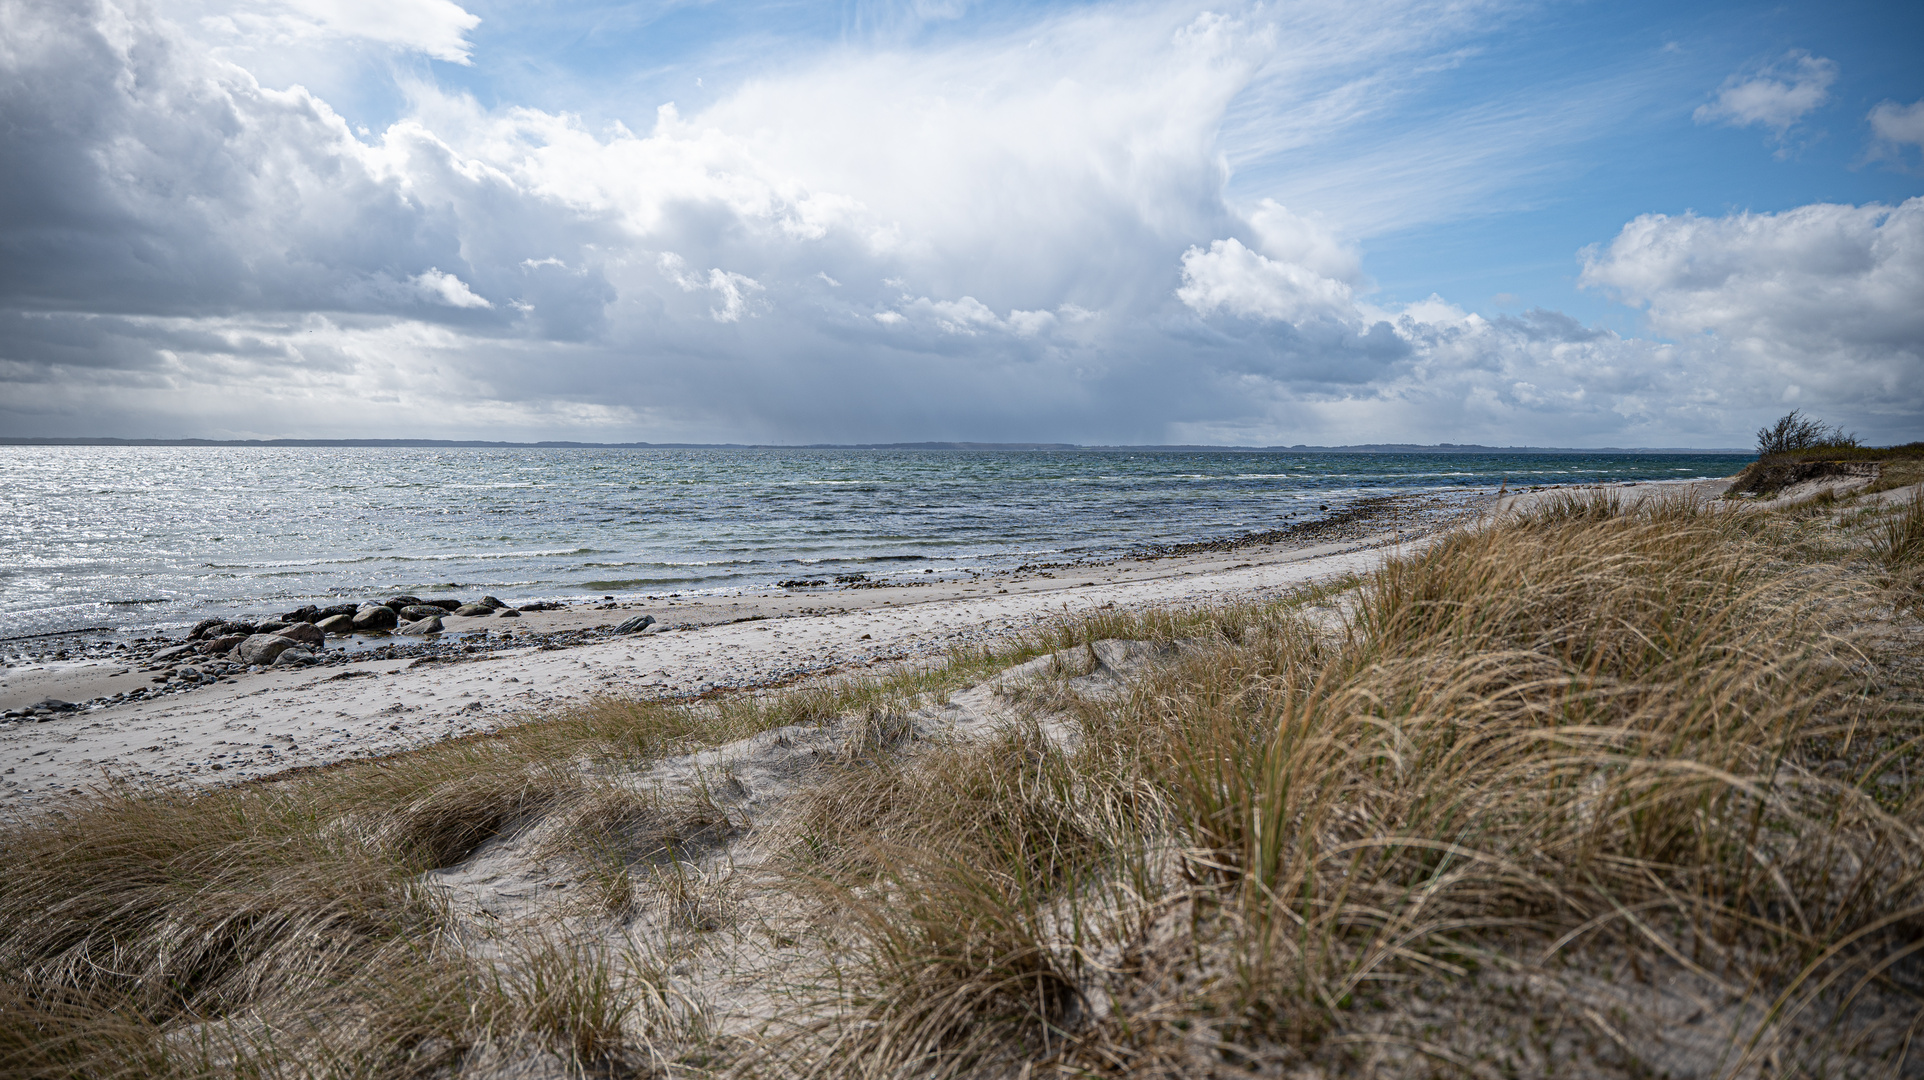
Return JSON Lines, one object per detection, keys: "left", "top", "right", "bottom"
{"left": 0, "top": 446, "right": 1752, "bottom": 641}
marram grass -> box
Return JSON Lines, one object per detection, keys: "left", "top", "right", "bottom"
{"left": 3, "top": 489, "right": 1922, "bottom": 1078}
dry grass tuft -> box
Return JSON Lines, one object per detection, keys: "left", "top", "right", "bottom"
{"left": 763, "top": 489, "right": 1924, "bottom": 1078}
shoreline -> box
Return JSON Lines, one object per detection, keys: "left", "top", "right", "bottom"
{"left": 0, "top": 480, "right": 1720, "bottom": 812}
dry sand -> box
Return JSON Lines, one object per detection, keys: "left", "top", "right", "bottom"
{"left": 0, "top": 481, "right": 1734, "bottom": 812}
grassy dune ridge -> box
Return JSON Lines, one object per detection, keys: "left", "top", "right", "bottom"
{"left": 3, "top": 488, "right": 1922, "bottom": 1077}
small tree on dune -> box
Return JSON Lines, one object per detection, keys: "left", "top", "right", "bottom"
{"left": 1756, "top": 410, "right": 1858, "bottom": 456}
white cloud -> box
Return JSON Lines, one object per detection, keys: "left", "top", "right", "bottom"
{"left": 1176, "top": 238, "right": 1355, "bottom": 324}
{"left": 1868, "top": 98, "right": 1924, "bottom": 168}
{"left": 1870, "top": 99, "right": 1924, "bottom": 147}
{"left": 411, "top": 268, "right": 492, "bottom": 308}
{"left": 658, "top": 254, "right": 764, "bottom": 323}
{"left": 0, "top": 0, "right": 1916, "bottom": 448}
{"left": 190, "top": 0, "right": 481, "bottom": 63}
{"left": 1245, "top": 200, "right": 1363, "bottom": 284}
{"left": 1578, "top": 198, "right": 1923, "bottom": 420}
{"left": 1694, "top": 50, "right": 1836, "bottom": 136}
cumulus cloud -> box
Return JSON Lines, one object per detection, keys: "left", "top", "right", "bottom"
{"left": 1579, "top": 198, "right": 1923, "bottom": 422}
{"left": 0, "top": 0, "right": 1916, "bottom": 447}
{"left": 411, "top": 268, "right": 492, "bottom": 308}
{"left": 1868, "top": 99, "right": 1924, "bottom": 169}
{"left": 1176, "top": 238, "right": 1356, "bottom": 324}
{"left": 1694, "top": 50, "right": 1836, "bottom": 141}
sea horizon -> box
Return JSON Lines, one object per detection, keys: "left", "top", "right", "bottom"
{"left": 0, "top": 445, "right": 1752, "bottom": 642}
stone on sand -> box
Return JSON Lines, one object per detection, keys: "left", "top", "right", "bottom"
{"left": 237, "top": 634, "right": 301, "bottom": 666}
{"left": 274, "top": 623, "right": 325, "bottom": 646}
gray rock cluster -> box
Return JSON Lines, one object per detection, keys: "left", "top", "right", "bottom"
{"left": 186, "top": 594, "right": 520, "bottom": 646}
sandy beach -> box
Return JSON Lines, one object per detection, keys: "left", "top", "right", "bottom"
{"left": 0, "top": 482, "right": 1724, "bottom": 811}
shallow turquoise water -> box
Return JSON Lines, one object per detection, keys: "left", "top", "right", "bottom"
{"left": 0, "top": 447, "right": 1750, "bottom": 639}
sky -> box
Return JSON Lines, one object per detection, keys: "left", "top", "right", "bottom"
{"left": 0, "top": 0, "right": 1919, "bottom": 447}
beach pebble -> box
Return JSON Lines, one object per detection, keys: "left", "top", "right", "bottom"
{"left": 237, "top": 633, "right": 301, "bottom": 666}
{"left": 396, "top": 616, "right": 443, "bottom": 636}
{"left": 352, "top": 605, "right": 399, "bottom": 630}
{"left": 274, "top": 623, "right": 325, "bottom": 646}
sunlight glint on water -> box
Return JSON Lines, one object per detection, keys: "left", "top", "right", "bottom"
{"left": 0, "top": 447, "right": 1750, "bottom": 638}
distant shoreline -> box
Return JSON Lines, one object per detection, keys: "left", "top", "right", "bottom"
{"left": 0, "top": 437, "right": 1751, "bottom": 455}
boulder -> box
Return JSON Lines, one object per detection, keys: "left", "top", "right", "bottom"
{"left": 203, "top": 635, "right": 246, "bottom": 654}
{"left": 396, "top": 615, "right": 443, "bottom": 636}
{"left": 256, "top": 620, "right": 292, "bottom": 633}
{"left": 421, "top": 599, "right": 462, "bottom": 612}
{"left": 351, "top": 605, "right": 398, "bottom": 631}
{"left": 495, "top": 609, "right": 520, "bottom": 618}
{"left": 384, "top": 596, "right": 423, "bottom": 610}
{"left": 319, "top": 603, "right": 360, "bottom": 618}
{"left": 214, "top": 621, "right": 257, "bottom": 637}
{"left": 153, "top": 644, "right": 198, "bottom": 663}
{"left": 614, "top": 614, "right": 656, "bottom": 634}
{"left": 190, "top": 618, "right": 224, "bottom": 639}
{"left": 398, "top": 604, "right": 447, "bottom": 621}
{"left": 454, "top": 603, "right": 493, "bottom": 617}
{"left": 272, "top": 648, "right": 314, "bottom": 667}
{"left": 279, "top": 604, "right": 320, "bottom": 623}
{"left": 274, "top": 623, "right": 325, "bottom": 646}
{"left": 479, "top": 596, "right": 506, "bottom": 610}
{"left": 237, "top": 634, "right": 300, "bottom": 666}
{"left": 315, "top": 614, "right": 354, "bottom": 633}
{"left": 32, "top": 698, "right": 76, "bottom": 712}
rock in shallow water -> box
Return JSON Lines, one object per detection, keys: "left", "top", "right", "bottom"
{"left": 395, "top": 616, "right": 443, "bottom": 636}
{"left": 315, "top": 614, "right": 353, "bottom": 633}
{"left": 352, "top": 605, "right": 398, "bottom": 630}
{"left": 397, "top": 604, "right": 447, "bottom": 621}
